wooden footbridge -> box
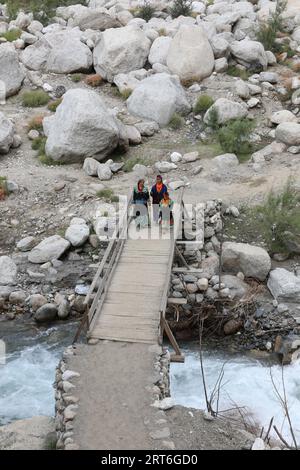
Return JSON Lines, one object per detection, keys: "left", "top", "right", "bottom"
{"left": 74, "top": 188, "right": 191, "bottom": 362}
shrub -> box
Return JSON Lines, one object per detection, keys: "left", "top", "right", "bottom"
{"left": 96, "top": 189, "right": 119, "bottom": 202}
{"left": 205, "top": 107, "right": 219, "bottom": 131}
{"left": 0, "top": 29, "right": 21, "bottom": 42}
{"left": 38, "top": 154, "right": 64, "bottom": 166}
{"left": 158, "top": 28, "right": 167, "bottom": 36}
{"left": 31, "top": 136, "right": 46, "bottom": 153}
{"left": 120, "top": 88, "right": 132, "bottom": 100}
{"left": 170, "top": 0, "right": 192, "bottom": 18}
{"left": 122, "top": 157, "right": 147, "bottom": 173}
{"left": 27, "top": 115, "right": 45, "bottom": 131}
{"left": 227, "top": 65, "right": 250, "bottom": 80}
{"left": 6, "top": 0, "right": 87, "bottom": 24}
{"left": 22, "top": 90, "right": 50, "bottom": 107}
{"left": 47, "top": 98, "right": 62, "bottom": 112}
{"left": 194, "top": 95, "right": 214, "bottom": 114}
{"left": 217, "top": 118, "right": 255, "bottom": 158}
{"left": 70, "top": 73, "right": 82, "bottom": 83}
{"left": 0, "top": 176, "right": 8, "bottom": 200}
{"left": 256, "top": 0, "right": 287, "bottom": 51}
{"left": 253, "top": 180, "right": 300, "bottom": 254}
{"left": 169, "top": 113, "right": 184, "bottom": 130}
{"left": 85, "top": 74, "right": 103, "bottom": 87}
{"left": 135, "top": 0, "right": 155, "bottom": 21}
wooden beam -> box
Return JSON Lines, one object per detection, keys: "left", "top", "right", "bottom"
{"left": 172, "top": 267, "right": 203, "bottom": 274}
{"left": 167, "top": 298, "right": 187, "bottom": 305}
{"left": 161, "top": 317, "right": 184, "bottom": 362}
{"left": 175, "top": 245, "right": 190, "bottom": 269}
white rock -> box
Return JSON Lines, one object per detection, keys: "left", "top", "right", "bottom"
{"left": 0, "top": 43, "right": 25, "bottom": 97}
{"left": 252, "top": 437, "right": 265, "bottom": 451}
{"left": 271, "top": 110, "right": 298, "bottom": 125}
{"left": 0, "top": 111, "right": 15, "bottom": 154}
{"left": 148, "top": 36, "right": 172, "bottom": 66}
{"left": 222, "top": 242, "right": 271, "bottom": 281}
{"left": 214, "top": 57, "right": 228, "bottom": 73}
{"left": 268, "top": 268, "right": 300, "bottom": 303}
{"left": 28, "top": 235, "right": 70, "bottom": 264}
{"left": 154, "top": 161, "right": 177, "bottom": 173}
{"left": 166, "top": 25, "right": 214, "bottom": 82}
{"left": 65, "top": 224, "right": 90, "bottom": 247}
{"left": 182, "top": 151, "right": 199, "bottom": 163}
{"left": 125, "top": 125, "right": 142, "bottom": 145}
{"left": 93, "top": 25, "right": 151, "bottom": 82}
{"left": 170, "top": 152, "right": 182, "bottom": 163}
{"left": 275, "top": 122, "right": 300, "bottom": 146}
{"left": 21, "top": 28, "right": 92, "bottom": 73}
{"left": 127, "top": 73, "right": 190, "bottom": 126}
{"left": 236, "top": 80, "right": 250, "bottom": 99}
{"left": 17, "top": 236, "right": 36, "bottom": 252}
{"left": 230, "top": 39, "right": 268, "bottom": 69}
{"left": 204, "top": 98, "right": 248, "bottom": 125}
{"left": 0, "top": 256, "right": 18, "bottom": 285}
{"left": 153, "top": 397, "right": 175, "bottom": 410}
{"left": 83, "top": 157, "right": 100, "bottom": 176}
{"left": 212, "top": 153, "right": 239, "bottom": 169}
{"left": 45, "top": 89, "right": 121, "bottom": 163}
{"left": 97, "top": 164, "right": 112, "bottom": 180}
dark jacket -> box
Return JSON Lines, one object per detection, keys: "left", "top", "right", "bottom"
{"left": 133, "top": 186, "right": 149, "bottom": 206}
{"left": 150, "top": 183, "right": 168, "bottom": 204}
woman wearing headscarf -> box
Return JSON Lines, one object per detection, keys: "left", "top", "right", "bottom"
{"left": 133, "top": 179, "right": 150, "bottom": 228}
{"left": 150, "top": 175, "right": 168, "bottom": 223}
{"left": 159, "top": 192, "right": 174, "bottom": 229}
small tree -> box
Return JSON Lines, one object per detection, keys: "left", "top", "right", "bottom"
{"left": 217, "top": 118, "right": 255, "bottom": 157}
{"left": 256, "top": 0, "right": 287, "bottom": 51}
{"left": 170, "top": 0, "right": 192, "bottom": 19}
{"left": 135, "top": 0, "right": 155, "bottom": 21}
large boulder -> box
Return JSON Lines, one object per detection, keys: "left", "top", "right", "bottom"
{"left": 34, "top": 303, "right": 58, "bottom": 323}
{"left": 0, "top": 256, "right": 17, "bottom": 285}
{"left": 268, "top": 268, "right": 300, "bottom": 303}
{"left": 270, "top": 110, "right": 298, "bottom": 125}
{"left": 166, "top": 25, "right": 214, "bottom": 82}
{"left": 275, "top": 122, "right": 300, "bottom": 146}
{"left": 0, "top": 43, "right": 25, "bottom": 97}
{"left": 204, "top": 98, "right": 248, "bottom": 125}
{"left": 230, "top": 39, "right": 268, "bottom": 69}
{"left": 93, "top": 25, "right": 151, "bottom": 82}
{"left": 72, "top": 8, "right": 121, "bottom": 30}
{"left": 65, "top": 220, "right": 90, "bottom": 247}
{"left": 149, "top": 36, "right": 172, "bottom": 66}
{"left": 0, "top": 112, "right": 15, "bottom": 154}
{"left": 28, "top": 235, "right": 70, "bottom": 264}
{"left": 21, "top": 29, "right": 93, "bottom": 73}
{"left": 44, "top": 89, "right": 121, "bottom": 163}
{"left": 127, "top": 73, "right": 191, "bottom": 126}
{"left": 222, "top": 242, "right": 271, "bottom": 281}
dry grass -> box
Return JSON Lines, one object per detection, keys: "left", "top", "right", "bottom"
{"left": 27, "top": 115, "right": 45, "bottom": 131}
{"left": 85, "top": 74, "right": 103, "bottom": 87}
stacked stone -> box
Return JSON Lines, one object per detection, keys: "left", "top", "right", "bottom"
{"left": 54, "top": 346, "right": 80, "bottom": 450}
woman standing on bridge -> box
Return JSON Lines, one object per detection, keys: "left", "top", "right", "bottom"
{"left": 150, "top": 175, "right": 168, "bottom": 224}
{"left": 133, "top": 179, "right": 150, "bottom": 229}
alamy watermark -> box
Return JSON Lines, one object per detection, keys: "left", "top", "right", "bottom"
{"left": 0, "top": 80, "right": 6, "bottom": 105}
{"left": 0, "top": 339, "right": 6, "bottom": 365}
{"left": 93, "top": 196, "right": 205, "bottom": 242}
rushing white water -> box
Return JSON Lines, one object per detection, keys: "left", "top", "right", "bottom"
{"left": 170, "top": 348, "right": 300, "bottom": 445}
{"left": 0, "top": 344, "right": 61, "bottom": 424}
{"left": 0, "top": 322, "right": 77, "bottom": 426}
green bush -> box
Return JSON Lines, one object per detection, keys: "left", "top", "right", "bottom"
{"left": 194, "top": 95, "right": 214, "bottom": 114}
{"left": 96, "top": 189, "right": 119, "bottom": 202}
{"left": 122, "top": 157, "right": 147, "bottom": 173}
{"left": 227, "top": 65, "right": 250, "bottom": 80}
{"left": 135, "top": 0, "right": 155, "bottom": 21}
{"left": 256, "top": 0, "right": 287, "bottom": 51}
{"left": 22, "top": 90, "right": 50, "bottom": 107}
{"left": 205, "top": 107, "right": 220, "bottom": 131}
{"left": 217, "top": 118, "right": 255, "bottom": 158}
{"left": 27, "top": 115, "right": 44, "bottom": 131}
{"left": 253, "top": 180, "right": 300, "bottom": 254}
{"left": 120, "top": 88, "right": 133, "bottom": 100}
{"left": 47, "top": 98, "right": 62, "bottom": 112}
{"left": 6, "top": 0, "right": 87, "bottom": 24}
{"left": 169, "top": 113, "right": 184, "bottom": 130}
{"left": 70, "top": 73, "right": 82, "bottom": 83}
{"left": 38, "top": 154, "right": 64, "bottom": 166}
{"left": 31, "top": 136, "right": 46, "bottom": 153}
{"left": 0, "top": 176, "right": 8, "bottom": 199}
{"left": 170, "top": 0, "right": 192, "bottom": 18}
{"left": 0, "top": 29, "right": 21, "bottom": 41}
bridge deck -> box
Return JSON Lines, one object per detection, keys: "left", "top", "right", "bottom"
{"left": 89, "top": 238, "right": 171, "bottom": 344}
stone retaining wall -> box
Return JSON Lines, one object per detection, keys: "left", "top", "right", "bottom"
{"left": 53, "top": 344, "right": 171, "bottom": 450}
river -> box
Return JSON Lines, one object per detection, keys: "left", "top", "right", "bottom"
{"left": 1, "top": 323, "right": 300, "bottom": 447}
{"left": 170, "top": 345, "right": 300, "bottom": 446}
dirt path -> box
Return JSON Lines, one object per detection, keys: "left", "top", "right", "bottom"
{"left": 68, "top": 342, "right": 167, "bottom": 450}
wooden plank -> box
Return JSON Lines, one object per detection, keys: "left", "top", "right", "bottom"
{"left": 167, "top": 298, "right": 187, "bottom": 305}
{"left": 172, "top": 267, "right": 204, "bottom": 273}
